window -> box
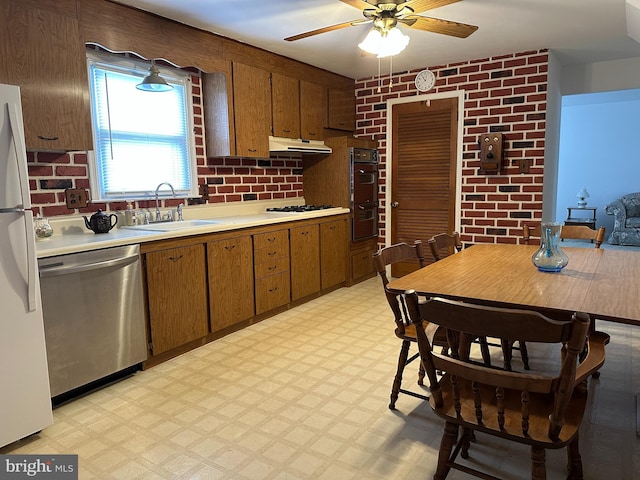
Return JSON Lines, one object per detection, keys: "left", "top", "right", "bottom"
{"left": 86, "top": 52, "right": 197, "bottom": 201}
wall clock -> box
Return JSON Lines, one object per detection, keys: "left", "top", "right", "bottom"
{"left": 414, "top": 69, "right": 436, "bottom": 92}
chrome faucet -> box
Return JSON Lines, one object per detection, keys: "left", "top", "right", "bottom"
{"left": 154, "top": 182, "right": 175, "bottom": 221}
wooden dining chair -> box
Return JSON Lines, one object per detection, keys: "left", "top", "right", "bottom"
{"left": 404, "top": 292, "right": 609, "bottom": 480}
{"left": 427, "top": 232, "right": 529, "bottom": 370}
{"left": 560, "top": 225, "right": 606, "bottom": 248}
{"left": 373, "top": 240, "right": 447, "bottom": 410}
{"left": 427, "top": 232, "right": 463, "bottom": 261}
{"left": 427, "top": 232, "right": 492, "bottom": 366}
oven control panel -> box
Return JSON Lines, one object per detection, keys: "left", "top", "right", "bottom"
{"left": 350, "top": 148, "right": 378, "bottom": 164}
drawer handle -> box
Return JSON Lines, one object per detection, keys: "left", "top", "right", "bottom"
{"left": 301, "top": 231, "right": 309, "bottom": 236}
{"left": 267, "top": 236, "right": 277, "bottom": 242}
{"left": 283, "top": 129, "right": 291, "bottom": 133}
{"left": 37, "top": 135, "right": 59, "bottom": 141}
{"left": 268, "top": 265, "right": 277, "bottom": 270}
{"left": 224, "top": 245, "right": 236, "bottom": 251}
{"left": 267, "top": 251, "right": 277, "bottom": 257}
{"left": 248, "top": 148, "right": 257, "bottom": 152}
{"left": 268, "top": 286, "right": 278, "bottom": 293}
{"left": 168, "top": 255, "right": 183, "bottom": 262}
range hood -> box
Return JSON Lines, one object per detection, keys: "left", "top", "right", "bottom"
{"left": 268, "top": 136, "right": 332, "bottom": 154}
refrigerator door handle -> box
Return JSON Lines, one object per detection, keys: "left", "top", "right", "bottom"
{"left": 23, "top": 211, "right": 38, "bottom": 312}
{"left": 7, "top": 102, "right": 31, "bottom": 210}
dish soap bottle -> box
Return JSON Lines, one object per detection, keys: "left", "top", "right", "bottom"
{"left": 125, "top": 202, "right": 136, "bottom": 226}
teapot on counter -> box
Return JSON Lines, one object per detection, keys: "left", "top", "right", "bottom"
{"left": 83, "top": 209, "right": 117, "bottom": 234}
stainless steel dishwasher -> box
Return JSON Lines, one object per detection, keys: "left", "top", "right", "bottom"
{"left": 38, "top": 244, "right": 147, "bottom": 399}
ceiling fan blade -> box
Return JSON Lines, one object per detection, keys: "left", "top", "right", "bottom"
{"left": 402, "top": 0, "right": 462, "bottom": 15}
{"left": 284, "top": 19, "right": 369, "bottom": 42}
{"left": 403, "top": 15, "right": 478, "bottom": 38}
{"left": 339, "top": 0, "right": 378, "bottom": 11}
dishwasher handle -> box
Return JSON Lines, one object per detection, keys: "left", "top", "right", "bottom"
{"left": 39, "top": 253, "right": 139, "bottom": 278}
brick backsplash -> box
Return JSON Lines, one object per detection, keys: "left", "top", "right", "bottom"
{"left": 355, "top": 49, "right": 548, "bottom": 245}
{"left": 27, "top": 73, "right": 303, "bottom": 218}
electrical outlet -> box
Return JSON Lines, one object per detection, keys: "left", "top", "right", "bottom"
{"left": 65, "top": 188, "right": 89, "bottom": 209}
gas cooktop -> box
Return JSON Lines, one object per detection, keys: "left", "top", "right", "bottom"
{"left": 266, "top": 205, "right": 335, "bottom": 213}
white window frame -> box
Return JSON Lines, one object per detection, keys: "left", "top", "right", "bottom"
{"left": 86, "top": 51, "right": 198, "bottom": 201}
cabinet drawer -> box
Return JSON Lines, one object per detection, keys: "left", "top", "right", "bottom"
{"left": 255, "top": 271, "right": 290, "bottom": 315}
{"left": 255, "top": 257, "right": 289, "bottom": 278}
{"left": 254, "top": 229, "right": 288, "bottom": 249}
{"left": 254, "top": 243, "right": 289, "bottom": 264}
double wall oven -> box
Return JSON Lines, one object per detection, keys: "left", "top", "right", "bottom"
{"left": 350, "top": 147, "right": 379, "bottom": 241}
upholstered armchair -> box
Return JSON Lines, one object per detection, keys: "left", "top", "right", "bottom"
{"left": 605, "top": 192, "right": 640, "bottom": 245}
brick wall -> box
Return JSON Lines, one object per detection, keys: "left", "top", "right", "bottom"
{"left": 355, "top": 49, "right": 548, "bottom": 245}
{"left": 27, "top": 74, "right": 303, "bottom": 218}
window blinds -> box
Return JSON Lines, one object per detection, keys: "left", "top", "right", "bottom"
{"left": 88, "top": 59, "right": 195, "bottom": 200}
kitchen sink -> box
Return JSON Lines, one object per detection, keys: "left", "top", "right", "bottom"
{"left": 123, "top": 219, "right": 223, "bottom": 232}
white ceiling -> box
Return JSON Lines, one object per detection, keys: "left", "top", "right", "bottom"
{"left": 115, "top": 0, "right": 640, "bottom": 79}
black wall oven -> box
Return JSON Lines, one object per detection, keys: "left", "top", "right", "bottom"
{"left": 350, "top": 147, "right": 379, "bottom": 241}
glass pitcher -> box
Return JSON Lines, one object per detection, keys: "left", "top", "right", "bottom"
{"left": 531, "top": 222, "right": 569, "bottom": 272}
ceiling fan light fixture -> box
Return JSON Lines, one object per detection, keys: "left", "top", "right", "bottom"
{"left": 136, "top": 64, "right": 173, "bottom": 92}
{"left": 358, "top": 26, "right": 409, "bottom": 58}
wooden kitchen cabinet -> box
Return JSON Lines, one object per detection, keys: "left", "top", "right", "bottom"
{"left": 0, "top": 0, "right": 92, "bottom": 150}
{"left": 304, "top": 136, "right": 378, "bottom": 285}
{"left": 271, "top": 72, "right": 300, "bottom": 139}
{"left": 144, "top": 244, "right": 209, "bottom": 355}
{"left": 300, "top": 80, "right": 327, "bottom": 141}
{"left": 320, "top": 217, "right": 348, "bottom": 290}
{"left": 327, "top": 87, "right": 356, "bottom": 131}
{"left": 232, "top": 62, "right": 271, "bottom": 157}
{"left": 254, "top": 229, "right": 291, "bottom": 315}
{"left": 290, "top": 223, "right": 320, "bottom": 301}
{"left": 207, "top": 234, "right": 254, "bottom": 332}
{"left": 350, "top": 237, "right": 378, "bottom": 285}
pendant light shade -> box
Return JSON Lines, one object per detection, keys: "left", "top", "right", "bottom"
{"left": 136, "top": 64, "right": 173, "bottom": 92}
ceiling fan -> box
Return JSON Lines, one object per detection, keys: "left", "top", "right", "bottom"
{"left": 284, "top": 0, "right": 478, "bottom": 43}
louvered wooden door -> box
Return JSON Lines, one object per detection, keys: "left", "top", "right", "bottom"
{"left": 390, "top": 97, "right": 458, "bottom": 276}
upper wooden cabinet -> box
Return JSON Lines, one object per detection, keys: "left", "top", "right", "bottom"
{"left": 328, "top": 88, "right": 356, "bottom": 132}
{"left": 232, "top": 62, "right": 271, "bottom": 157}
{"left": 271, "top": 72, "right": 300, "bottom": 139}
{"left": 300, "top": 80, "right": 327, "bottom": 141}
{"left": 0, "top": 0, "right": 92, "bottom": 150}
{"left": 203, "top": 70, "right": 235, "bottom": 157}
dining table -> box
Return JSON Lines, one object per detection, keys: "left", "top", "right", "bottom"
{"left": 386, "top": 243, "right": 640, "bottom": 435}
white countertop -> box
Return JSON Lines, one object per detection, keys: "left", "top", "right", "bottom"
{"left": 36, "top": 202, "right": 349, "bottom": 258}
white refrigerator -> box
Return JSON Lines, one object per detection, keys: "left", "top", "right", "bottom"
{"left": 0, "top": 83, "right": 53, "bottom": 448}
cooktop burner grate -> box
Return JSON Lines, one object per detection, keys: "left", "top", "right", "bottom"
{"left": 266, "top": 205, "right": 335, "bottom": 213}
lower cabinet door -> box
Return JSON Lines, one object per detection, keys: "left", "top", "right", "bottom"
{"left": 208, "top": 235, "right": 255, "bottom": 332}
{"left": 145, "top": 244, "right": 209, "bottom": 355}
{"left": 320, "top": 219, "right": 348, "bottom": 289}
{"left": 290, "top": 224, "right": 320, "bottom": 301}
{"left": 255, "top": 272, "right": 290, "bottom": 315}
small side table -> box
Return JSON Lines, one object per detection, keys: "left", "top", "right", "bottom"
{"left": 565, "top": 207, "right": 597, "bottom": 229}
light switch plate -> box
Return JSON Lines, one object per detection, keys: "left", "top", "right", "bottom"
{"left": 65, "top": 188, "right": 89, "bottom": 209}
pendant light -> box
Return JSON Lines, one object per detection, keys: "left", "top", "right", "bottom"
{"left": 136, "top": 63, "right": 173, "bottom": 92}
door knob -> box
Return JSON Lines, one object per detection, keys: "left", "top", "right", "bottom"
{"left": 391, "top": 201, "right": 399, "bottom": 208}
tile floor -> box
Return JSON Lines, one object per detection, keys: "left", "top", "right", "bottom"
{"left": 2, "top": 277, "right": 639, "bottom": 479}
